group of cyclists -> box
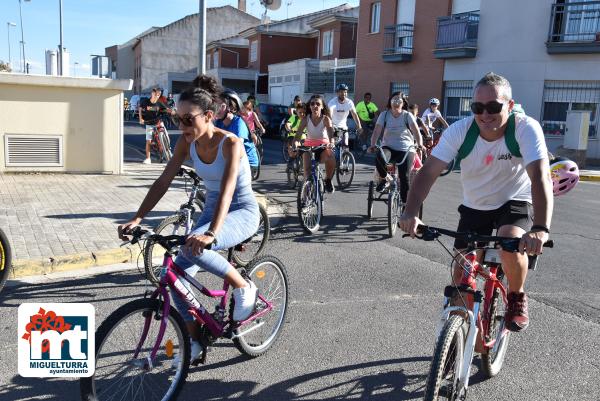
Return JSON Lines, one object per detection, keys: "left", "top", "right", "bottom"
{"left": 125, "top": 71, "right": 580, "bottom": 366}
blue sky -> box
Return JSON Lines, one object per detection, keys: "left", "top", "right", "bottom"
{"left": 0, "top": 0, "right": 358, "bottom": 76}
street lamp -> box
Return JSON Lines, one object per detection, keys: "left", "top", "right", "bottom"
{"left": 73, "top": 61, "right": 78, "bottom": 77}
{"left": 6, "top": 22, "right": 16, "bottom": 70}
{"left": 58, "top": 0, "right": 64, "bottom": 76}
{"left": 18, "top": 0, "right": 31, "bottom": 73}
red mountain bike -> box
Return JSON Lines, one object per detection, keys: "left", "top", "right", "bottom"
{"left": 409, "top": 225, "right": 553, "bottom": 401}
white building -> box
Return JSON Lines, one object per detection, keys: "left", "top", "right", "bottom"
{"left": 437, "top": 0, "right": 600, "bottom": 160}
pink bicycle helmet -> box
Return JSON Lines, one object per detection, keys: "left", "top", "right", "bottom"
{"left": 549, "top": 156, "right": 579, "bottom": 196}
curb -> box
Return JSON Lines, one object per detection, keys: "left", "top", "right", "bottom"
{"left": 10, "top": 194, "right": 274, "bottom": 279}
{"left": 12, "top": 247, "right": 133, "bottom": 279}
{"left": 580, "top": 174, "right": 600, "bottom": 182}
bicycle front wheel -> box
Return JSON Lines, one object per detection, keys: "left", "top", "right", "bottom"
{"left": 282, "top": 139, "right": 290, "bottom": 162}
{"left": 440, "top": 158, "right": 455, "bottom": 177}
{"left": 0, "top": 228, "right": 12, "bottom": 293}
{"left": 232, "top": 255, "right": 289, "bottom": 357}
{"left": 232, "top": 203, "right": 270, "bottom": 266}
{"left": 297, "top": 179, "right": 322, "bottom": 234}
{"left": 481, "top": 276, "right": 511, "bottom": 377}
{"left": 157, "top": 131, "right": 171, "bottom": 163}
{"left": 387, "top": 190, "right": 400, "bottom": 238}
{"left": 251, "top": 155, "right": 261, "bottom": 181}
{"left": 336, "top": 151, "right": 355, "bottom": 189}
{"left": 80, "top": 298, "right": 190, "bottom": 401}
{"left": 143, "top": 214, "right": 187, "bottom": 285}
{"left": 424, "top": 315, "right": 466, "bottom": 401}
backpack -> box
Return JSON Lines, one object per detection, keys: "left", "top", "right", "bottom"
{"left": 456, "top": 113, "right": 521, "bottom": 167}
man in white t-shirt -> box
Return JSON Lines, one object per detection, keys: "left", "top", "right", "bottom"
{"left": 328, "top": 83, "right": 362, "bottom": 150}
{"left": 400, "top": 72, "right": 553, "bottom": 333}
{"left": 421, "top": 98, "right": 449, "bottom": 130}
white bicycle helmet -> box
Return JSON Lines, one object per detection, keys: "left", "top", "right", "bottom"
{"left": 429, "top": 98, "right": 440, "bottom": 106}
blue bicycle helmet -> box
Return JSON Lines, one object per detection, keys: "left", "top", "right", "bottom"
{"left": 337, "top": 83, "right": 349, "bottom": 91}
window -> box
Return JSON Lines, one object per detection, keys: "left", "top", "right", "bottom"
{"left": 390, "top": 81, "right": 410, "bottom": 96}
{"left": 213, "top": 51, "right": 219, "bottom": 69}
{"left": 542, "top": 80, "right": 600, "bottom": 138}
{"left": 443, "top": 80, "right": 473, "bottom": 124}
{"left": 250, "top": 40, "right": 258, "bottom": 62}
{"left": 322, "top": 30, "right": 333, "bottom": 56}
{"left": 370, "top": 2, "right": 381, "bottom": 33}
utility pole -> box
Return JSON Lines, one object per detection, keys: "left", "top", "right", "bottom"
{"left": 18, "top": 0, "right": 30, "bottom": 73}
{"left": 198, "top": 0, "right": 206, "bottom": 75}
{"left": 58, "top": 0, "right": 64, "bottom": 75}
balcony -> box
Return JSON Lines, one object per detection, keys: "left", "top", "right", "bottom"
{"left": 382, "top": 24, "right": 414, "bottom": 62}
{"left": 547, "top": 1, "right": 600, "bottom": 54}
{"left": 433, "top": 11, "right": 479, "bottom": 59}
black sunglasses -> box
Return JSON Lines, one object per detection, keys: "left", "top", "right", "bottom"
{"left": 173, "top": 112, "right": 203, "bottom": 127}
{"left": 470, "top": 101, "right": 505, "bottom": 115}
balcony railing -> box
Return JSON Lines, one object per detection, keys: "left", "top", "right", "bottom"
{"left": 382, "top": 24, "right": 414, "bottom": 62}
{"left": 547, "top": 1, "right": 600, "bottom": 53}
{"left": 434, "top": 11, "right": 479, "bottom": 59}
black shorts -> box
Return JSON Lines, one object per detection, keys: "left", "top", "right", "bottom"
{"left": 454, "top": 200, "right": 533, "bottom": 249}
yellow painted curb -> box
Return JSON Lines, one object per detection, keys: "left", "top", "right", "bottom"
{"left": 580, "top": 175, "right": 600, "bottom": 182}
{"left": 12, "top": 247, "right": 134, "bottom": 278}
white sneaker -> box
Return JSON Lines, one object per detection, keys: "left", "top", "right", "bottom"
{"left": 142, "top": 158, "right": 151, "bottom": 164}
{"left": 190, "top": 340, "right": 204, "bottom": 363}
{"left": 232, "top": 281, "right": 257, "bottom": 321}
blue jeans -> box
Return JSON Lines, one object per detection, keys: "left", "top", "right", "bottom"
{"left": 172, "top": 191, "right": 259, "bottom": 321}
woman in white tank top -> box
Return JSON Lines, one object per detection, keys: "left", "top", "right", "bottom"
{"left": 294, "top": 94, "right": 337, "bottom": 193}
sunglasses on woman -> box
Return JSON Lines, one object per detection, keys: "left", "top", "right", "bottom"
{"left": 173, "top": 112, "right": 203, "bottom": 127}
{"left": 470, "top": 101, "right": 506, "bottom": 115}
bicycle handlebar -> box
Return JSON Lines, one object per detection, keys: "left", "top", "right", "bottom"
{"left": 122, "top": 226, "right": 213, "bottom": 251}
{"left": 406, "top": 225, "right": 554, "bottom": 252}
{"left": 177, "top": 166, "right": 201, "bottom": 185}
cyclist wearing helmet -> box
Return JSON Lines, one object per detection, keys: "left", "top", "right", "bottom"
{"left": 328, "top": 83, "right": 362, "bottom": 150}
{"left": 400, "top": 72, "right": 553, "bottom": 334}
{"left": 422, "top": 97, "right": 449, "bottom": 130}
{"left": 214, "top": 89, "right": 261, "bottom": 174}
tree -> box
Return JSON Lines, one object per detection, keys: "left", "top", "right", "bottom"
{"left": 0, "top": 61, "right": 11, "bottom": 72}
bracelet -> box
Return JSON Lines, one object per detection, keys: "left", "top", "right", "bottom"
{"left": 530, "top": 225, "right": 550, "bottom": 233}
{"left": 203, "top": 230, "right": 216, "bottom": 238}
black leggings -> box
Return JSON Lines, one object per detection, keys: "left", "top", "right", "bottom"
{"left": 375, "top": 147, "right": 414, "bottom": 202}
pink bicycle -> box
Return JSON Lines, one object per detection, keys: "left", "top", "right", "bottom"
{"left": 80, "top": 227, "right": 288, "bottom": 401}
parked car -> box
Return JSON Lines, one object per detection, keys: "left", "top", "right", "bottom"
{"left": 258, "top": 103, "right": 289, "bottom": 138}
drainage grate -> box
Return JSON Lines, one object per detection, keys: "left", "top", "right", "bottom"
{"left": 5, "top": 135, "right": 63, "bottom": 167}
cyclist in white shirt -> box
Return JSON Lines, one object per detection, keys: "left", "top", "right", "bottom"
{"left": 421, "top": 98, "right": 449, "bottom": 130}
{"left": 400, "top": 72, "right": 553, "bottom": 333}
{"left": 328, "top": 83, "right": 362, "bottom": 150}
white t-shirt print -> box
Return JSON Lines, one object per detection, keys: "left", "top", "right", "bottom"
{"left": 431, "top": 115, "right": 548, "bottom": 210}
{"left": 328, "top": 97, "right": 356, "bottom": 129}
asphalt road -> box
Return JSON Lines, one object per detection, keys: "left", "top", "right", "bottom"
{"left": 1, "top": 132, "right": 598, "bottom": 400}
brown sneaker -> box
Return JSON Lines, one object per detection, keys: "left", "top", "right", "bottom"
{"left": 505, "top": 292, "right": 529, "bottom": 332}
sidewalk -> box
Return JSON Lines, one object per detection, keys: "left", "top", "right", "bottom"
{"left": 0, "top": 146, "right": 271, "bottom": 279}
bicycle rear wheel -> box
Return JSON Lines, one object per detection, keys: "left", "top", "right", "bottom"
{"left": 387, "top": 190, "right": 400, "bottom": 238}
{"left": 424, "top": 315, "right": 466, "bottom": 401}
{"left": 481, "top": 273, "right": 511, "bottom": 377}
{"left": 143, "top": 214, "right": 187, "bottom": 285}
{"left": 80, "top": 298, "right": 190, "bottom": 401}
{"left": 0, "top": 228, "right": 12, "bottom": 293}
{"left": 335, "top": 151, "right": 355, "bottom": 189}
{"left": 297, "top": 179, "right": 322, "bottom": 234}
{"left": 232, "top": 203, "right": 270, "bottom": 267}
{"left": 251, "top": 156, "right": 261, "bottom": 181}
{"left": 232, "top": 255, "right": 289, "bottom": 357}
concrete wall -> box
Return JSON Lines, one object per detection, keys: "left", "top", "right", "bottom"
{"left": 443, "top": 0, "right": 600, "bottom": 158}
{"left": 139, "top": 8, "right": 259, "bottom": 93}
{"left": 355, "top": 0, "right": 450, "bottom": 109}
{"left": 0, "top": 73, "right": 131, "bottom": 174}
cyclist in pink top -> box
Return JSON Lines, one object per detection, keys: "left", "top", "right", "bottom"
{"left": 241, "top": 100, "right": 265, "bottom": 145}
{"left": 294, "top": 94, "right": 336, "bottom": 193}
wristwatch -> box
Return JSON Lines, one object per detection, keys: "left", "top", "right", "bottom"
{"left": 204, "top": 230, "right": 218, "bottom": 246}
{"left": 530, "top": 225, "right": 550, "bottom": 234}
